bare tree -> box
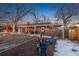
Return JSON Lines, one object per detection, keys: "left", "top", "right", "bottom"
{"left": 30, "top": 8, "right": 40, "bottom": 24}
{"left": 51, "top": 4, "right": 78, "bottom": 39}
{"left": 30, "top": 9, "right": 50, "bottom": 24}
{"left": 0, "top": 4, "right": 34, "bottom": 32}
{"left": 41, "top": 15, "right": 50, "bottom": 23}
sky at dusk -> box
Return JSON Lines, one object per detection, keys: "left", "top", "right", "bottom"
{"left": 0, "top": 3, "right": 79, "bottom": 23}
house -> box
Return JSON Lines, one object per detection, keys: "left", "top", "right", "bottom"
{"left": 0, "top": 20, "right": 12, "bottom": 32}
{"left": 0, "top": 20, "right": 79, "bottom": 40}
{"left": 17, "top": 23, "right": 54, "bottom": 36}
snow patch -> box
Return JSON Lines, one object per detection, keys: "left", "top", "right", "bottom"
{"left": 54, "top": 39, "right": 79, "bottom": 56}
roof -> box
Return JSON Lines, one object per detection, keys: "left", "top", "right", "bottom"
{"left": 18, "top": 22, "right": 52, "bottom": 27}
{"left": 27, "top": 22, "right": 50, "bottom": 25}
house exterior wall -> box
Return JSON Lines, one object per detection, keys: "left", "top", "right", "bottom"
{"left": 19, "top": 24, "right": 53, "bottom": 36}
{"left": 3, "top": 26, "right": 12, "bottom": 32}
{"left": 1, "top": 23, "right": 79, "bottom": 40}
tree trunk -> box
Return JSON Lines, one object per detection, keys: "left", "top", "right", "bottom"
{"left": 12, "top": 24, "right": 16, "bottom": 32}
{"left": 62, "top": 24, "right": 66, "bottom": 40}
{"left": 62, "top": 26, "right": 65, "bottom": 39}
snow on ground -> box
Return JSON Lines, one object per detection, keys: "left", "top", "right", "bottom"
{"left": 29, "top": 34, "right": 51, "bottom": 38}
{"left": 54, "top": 39, "right": 79, "bottom": 56}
